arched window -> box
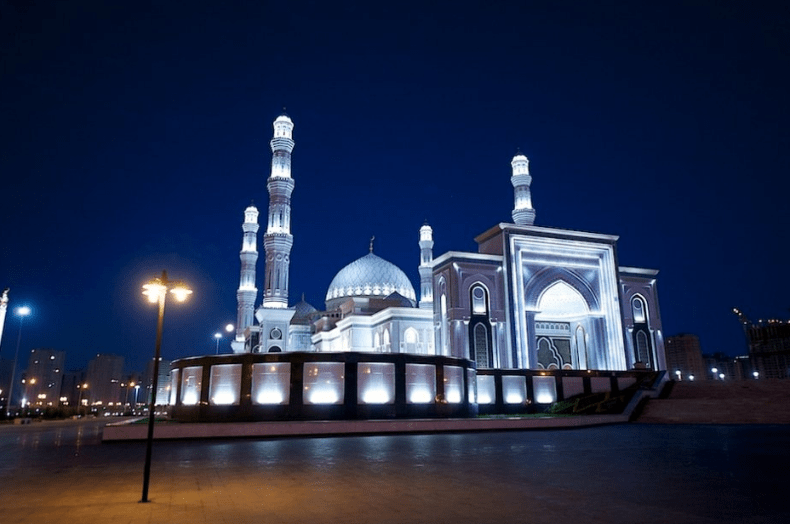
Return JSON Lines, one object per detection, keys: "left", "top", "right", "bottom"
{"left": 383, "top": 329, "right": 391, "bottom": 352}
{"left": 374, "top": 332, "right": 380, "bottom": 351}
{"left": 439, "top": 277, "right": 448, "bottom": 356}
{"left": 632, "top": 296, "right": 647, "bottom": 324}
{"left": 636, "top": 331, "right": 650, "bottom": 364}
{"left": 474, "top": 324, "right": 489, "bottom": 367}
{"left": 471, "top": 285, "right": 488, "bottom": 315}
{"left": 469, "top": 283, "right": 493, "bottom": 367}
{"left": 404, "top": 328, "right": 419, "bottom": 354}
{"left": 574, "top": 325, "right": 587, "bottom": 369}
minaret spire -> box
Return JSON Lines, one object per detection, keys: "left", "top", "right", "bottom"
{"left": 262, "top": 113, "right": 295, "bottom": 308}
{"left": 510, "top": 151, "right": 536, "bottom": 226}
{"left": 418, "top": 223, "right": 434, "bottom": 309}
{"left": 232, "top": 206, "right": 259, "bottom": 352}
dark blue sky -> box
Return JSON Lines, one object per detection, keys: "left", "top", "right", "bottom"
{"left": 1, "top": 1, "right": 788, "bottom": 373}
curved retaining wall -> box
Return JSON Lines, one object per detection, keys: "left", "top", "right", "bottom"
{"left": 170, "top": 352, "right": 478, "bottom": 422}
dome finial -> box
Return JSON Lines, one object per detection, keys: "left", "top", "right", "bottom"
{"left": 369, "top": 235, "right": 375, "bottom": 253}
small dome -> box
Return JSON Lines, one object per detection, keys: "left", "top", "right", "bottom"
{"left": 274, "top": 113, "right": 292, "bottom": 124}
{"left": 291, "top": 297, "right": 318, "bottom": 325}
{"left": 326, "top": 253, "right": 416, "bottom": 308}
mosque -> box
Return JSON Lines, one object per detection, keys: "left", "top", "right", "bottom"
{"left": 168, "top": 113, "right": 666, "bottom": 421}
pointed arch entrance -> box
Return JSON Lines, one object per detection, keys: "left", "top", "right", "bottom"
{"left": 534, "top": 280, "right": 591, "bottom": 370}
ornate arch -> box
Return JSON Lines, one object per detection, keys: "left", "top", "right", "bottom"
{"left": 523, "top": 267, "right": 599, "bottom": 312}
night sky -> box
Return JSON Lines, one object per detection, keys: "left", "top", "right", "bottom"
{"left": 1, "top": 1, "right": 788, "bottom": 374}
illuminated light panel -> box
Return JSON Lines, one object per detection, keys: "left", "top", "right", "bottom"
{"left": 307, "top": 389, "right": 340, "bottom": 404}
{"left": 477, "top": 375, "right": 495, "bottom": 404}
{"left": 467, "top": 369, "right": 477, "bottom": 404}
{"left": 361, "top": 388, "right": 391, "bottom": 404}
{"left": 180, "top": 366, "right": 202, "bottom": 406}
{"left": 251, "top": 363, "right": 290, "bottom": 405}
{"left": 443, "top": 365, "right": 464, "bottom": 404}
{"left": 533, "top": 376, "right": 557, "bottom": 404}
{"left": 209, "top": 364, "right": 241, "bottom": 406}
{"left": 303, "top": 363, "right": 344, "bottom": 405}
{"left": 358, "top": 363, "right": 395, "bottom": 404}
{"left": 502, "top": 375, "right": 527, "bottom": 404}
{"left": 256, "top": 391, "right": 284, "bottom": 404}
{"left": 182, "top": 391, "right": 199, "bottom": 406}
{"left": 211, "top": 391, "right": 236, "bottom": 405}
{"left": 406, "top": 363, "right": 436, "bottom": 404}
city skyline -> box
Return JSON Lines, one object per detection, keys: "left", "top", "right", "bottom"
{"left": 2, "top": 2, "right": 788, "bottom": 371}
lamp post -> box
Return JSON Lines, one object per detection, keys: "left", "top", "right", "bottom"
{"left": 134, "top": 384, "right": 140, "bottom": 407}
{"left": 140, "top": 270, "right": 191, "bottom": 504}
{"left": 214, "top": 332, "right": 222, "bottom": 354}
{"left": 76, "top": 383, "right": 88, "bottom": 415}
{"left": 7, "top": 306, "right": 31, "bottom": 417}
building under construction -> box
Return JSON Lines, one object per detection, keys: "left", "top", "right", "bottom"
{"left": 734, "top": 308, "right": 790, "bottom": 379}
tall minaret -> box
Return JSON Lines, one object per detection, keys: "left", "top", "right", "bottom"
{"left": 418, "top": 223, "right": 434, "bottom": 309}
{"left": 262, "top": 113, "right": 295, "bottom": 308}
{"left": 232, "top": 206, "right": 259, "bottom": 352}
{"left": 510, "top": 152, "right": 536, "bottom": 226}
{"left": 0, "top": 288, "right": 9, "bottom": 354}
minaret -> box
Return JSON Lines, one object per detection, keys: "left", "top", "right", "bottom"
{"left": 232, "top": 206, "right": 259, "bottom": 352}
{"left": 262, "top": 113, "right": 295, "bottom": 308}
{"left": 511, "top": 152, "right": 536, "bottom": 226}
{"left": 0, "top": 288, "right": 9, "bottom": 353}
{"left": 418, "top": 223, "right": 434, "bottom": 309}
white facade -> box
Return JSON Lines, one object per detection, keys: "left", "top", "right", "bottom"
{"left": 233, "top": 115, "right": 665, "bottom": 372}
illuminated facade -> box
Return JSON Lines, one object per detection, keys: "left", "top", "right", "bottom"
{"left": 175, "top": 113, "right": 668, "bottom": 420}
{"left": 230, "top": 114, "right": 665, "bottom": 374}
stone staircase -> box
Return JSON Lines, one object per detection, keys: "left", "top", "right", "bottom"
{"left": 635, "top": 379, "right": 790, "bottom": 424}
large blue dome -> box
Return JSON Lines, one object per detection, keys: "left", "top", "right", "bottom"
{"left": 326, "top": 252, "right": 416, "bottom": 307}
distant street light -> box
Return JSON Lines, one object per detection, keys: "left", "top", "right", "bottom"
{"left": 7, "top": 306, "right": 31, "bottom": 417}
{"left": 225, "top": 323, "right": 234, "bottom": 333}
{"left": 77, "top": 383, "right": 88, "bottom": 414}
{"left": 134, "top": 384, "right": 140, "bottom": 406}
{"left": 753, "top": 371, "right": 759, "bottom": 379}
{"left": 140, "top": 270, "right": 191, "bottom": 504}
{"left": 214, "top": 332, "right": 222, "bottom": 354}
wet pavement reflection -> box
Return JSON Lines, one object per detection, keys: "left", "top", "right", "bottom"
{"left": 1, "top": 419, "right": 788, "bottom": 523}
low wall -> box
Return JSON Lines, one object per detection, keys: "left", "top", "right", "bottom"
{"left": 168, "top": 352, "right": 658, "bottom": 422}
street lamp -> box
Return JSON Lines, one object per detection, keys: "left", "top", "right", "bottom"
{"left": 140, "top": 270, "right": 191, "bottom": 504}
{"left": 77, "top": 383, "right": 88, "bottom": 415}
{"left": 214, "top": 332, "right": 222, "bottom": 354}
{"left": 7, "top": 306, "right": 31, "bottom": 417}
{"left": 134, "top": 384, "right": 140, "bottom": 407}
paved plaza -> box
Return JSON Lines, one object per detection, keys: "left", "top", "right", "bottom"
{"left": 1, "top": 418, "right": 788, "bottom": 523}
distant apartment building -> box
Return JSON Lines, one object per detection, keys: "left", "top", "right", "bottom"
{"left": 23, "top": 348, "right": 65, "bottom": 407}
{"left": 61, "top": 369, "right": 87, "bottom": 407}
{"left": 665, "top": 334, "right": 706, "bottom": 381}
{"left": 143, "top": 357, "right": 172, "bottom": 405}
{"left": 703, "top": 352, "right": 752, "bottom": 381}
{"left": 85, "top": 354, "right": 124, "bottom": 406}
{"left": 0, "top": 357, "right": 14, "bottom": 408}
